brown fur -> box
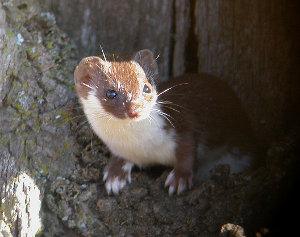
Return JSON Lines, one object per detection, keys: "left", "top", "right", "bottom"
{"left": 158, "top": 73, "right": 254, "bottom": 191}
{"left": 74, "top": 57, "right": 153, "bottom": 119}
{"left": 109, "top": 61, "right": 140, "bottom": 97}
{"left": 74, "top": 56, "right": 102, "bottom": 99}
{"left": 159, "top": 73, "right": 254, "bottom": 150}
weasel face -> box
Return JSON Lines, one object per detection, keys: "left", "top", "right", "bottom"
{"left": 74, "top": 52, "right": 158, "bottom": 122}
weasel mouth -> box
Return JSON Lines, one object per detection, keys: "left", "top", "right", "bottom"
{"left": 127, "top": 109, "right": 140, "bottom": 119}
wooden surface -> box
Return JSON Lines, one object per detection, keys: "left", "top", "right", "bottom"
{"left": 46, "top": 0, "right": 173, "bottom": 80}
{"left": 195, "top": 0, "right": 299, "bottom": 143}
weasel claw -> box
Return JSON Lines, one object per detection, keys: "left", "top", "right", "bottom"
{"left": 103, "top": 160, "right": 133, "bottom": 195}
{"left": 165, "top": 169, "right": 193, "bottom": 195}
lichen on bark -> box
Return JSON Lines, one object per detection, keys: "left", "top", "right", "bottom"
{"left": 1, "top": 0, "right": 79, "bottom": 235}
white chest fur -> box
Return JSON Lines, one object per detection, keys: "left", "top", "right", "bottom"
{"left": 80, "top": 95, "right": 177, "bottom": 167}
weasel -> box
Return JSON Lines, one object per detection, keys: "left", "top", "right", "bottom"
{"left": 74, "top": 49, "right": 253, "bottom": 195}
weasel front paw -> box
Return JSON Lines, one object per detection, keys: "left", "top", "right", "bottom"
{"left": 103, "top": 160, "right": 133, "bottom": 195}
{"left": 164, "top": 169, "right": 193, "bottom": 195}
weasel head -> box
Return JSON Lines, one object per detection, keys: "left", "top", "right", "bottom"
{"left": 74, "top": 49, "right": 159, "bottom": 122}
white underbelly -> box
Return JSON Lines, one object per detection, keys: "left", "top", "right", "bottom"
{"left": 105, "top": 132, "right": 176, "bottom": 166}
{"left": 88, "top": 113, "right": 177, "bottom": 167}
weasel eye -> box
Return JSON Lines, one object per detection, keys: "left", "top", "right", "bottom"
{"left": 143, "top": 84, "right": 151, "bottom": 93}
{"left": 106, "top": 89, "right": 117, "bottom": 99}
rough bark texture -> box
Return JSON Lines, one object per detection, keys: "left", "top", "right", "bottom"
{"left": 0, "top": 0, "right": 79, "bottom": 235}
{"left": 0, "top": 0, "right": 299, "bottom": 236}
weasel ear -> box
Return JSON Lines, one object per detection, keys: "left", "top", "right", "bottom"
{"left": 74, "top": 56, "right": 109, "bottom": 84}
{"left": 133, "top": 49, "right": 159, "bottom": 82}
{"left": 74, "top": 56, "right": 108, "bottom": 98}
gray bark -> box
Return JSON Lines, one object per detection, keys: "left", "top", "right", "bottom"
{"left": 0, "top": 0, "right": 79, "bottom": 235}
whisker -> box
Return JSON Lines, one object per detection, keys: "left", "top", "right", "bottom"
{"left": 152, "top": 109, "right": 174, "bottom": 119}
{"left": 99, "top": 44, "right": 107, "bottom": 61}
{"left": 95, "top": 63, "right": 114, "bottom": 82}
{"left": 163, "top": 93, "right": 186, "bottom": 97}
{"left": 158, "top": 104, "right": 180, "bottom": 113}
{"left": 148, "top": 113, "right": 156, "bottom": 127}
{"left": 81, "top": 82, "right": 94, "bottom": 90}
{"left": 151, "top": 109, "right": 175, "bottom": 128}
{"left": 88, "top": 77, "right": 99, "bottom": 89}
{"left": 157, "top": 113, "right": 175, "bottom": 128}
{"left": 147, "top": 116, "right": 152, "bottom": 126}
{"left": 149, "top": 114, "right": 160, "bottom": 127}
{"left": 157, "top": 83, "right": 188, "bottom": 97}
{"left": 158, "top": 100, "right": 187, "bottom": 110}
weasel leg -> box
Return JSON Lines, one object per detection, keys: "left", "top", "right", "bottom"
{"left": 165, "top": 134, "right": 194, "bottom": 195}
{"left": 103, "top": 158, "right": 133, "bottom": 195}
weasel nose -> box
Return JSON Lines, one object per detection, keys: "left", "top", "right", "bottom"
{"left": 127, "top": 106, "right": 140, "bottom": 118}
{"left": 127, "top": 108, "right": 139, "bottom": 118}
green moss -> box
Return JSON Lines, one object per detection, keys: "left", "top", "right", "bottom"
{"left": 2, "top": 43, "right": 10, "bottom": 55}
{"left": 6, "top": 29, "right": 15, "bottom": 39}
{"left": 40, "top": 163, "right": 49, "bottom": 175}
{"left": 25, "top": 139, "right": 36, "bottom": 151}
{"left": 14, "top": 103, "right": 23, "bottom": 112}
{"left": 63, "top": 142, "right": 70, "bottom": 150}
{"left": 35, "top": 228, "right": 44, "bottom": 237}
{"left": 59, "top": 110, "right": 73, "bottom": 123}
{"left": 23, "top": 81, "right": 29, "bottom": 90}
{"left": 20, "top": 153, "right": 28, "bottom": 163}
{"left": 32, "top": 118, "right": 41, "bottom": 133}
{"left": 14, "top": 103, "right": 31, "bottom": 117}
{"left": 46, "top": 41, "right": 54, "bottom": 49}
{"left": 13, "top": 93, "right": 39, "bottom": 119}
{"left": 17, "top": 3, "right": 28, "bottom": 10}
{"left": 0, "top": 135, "right": 9, "bottom": 146}
{"left": 19, "top": 123, "right": 27, "bottom": 131}
{"left": 2, "top": 195, "right": 17, "bottom": 224}
{"left": 26, "top": 47, "right": 40, "bottom": 61}
{"left": 66, "top": 83, "right": 75, "bottom": 92}
{"left": 5, "top": 80, "right": 20, "bottom": 106}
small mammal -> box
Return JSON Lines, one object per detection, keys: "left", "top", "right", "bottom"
{"left": 74, "top": 49, "right": 253, "bottom": 195}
